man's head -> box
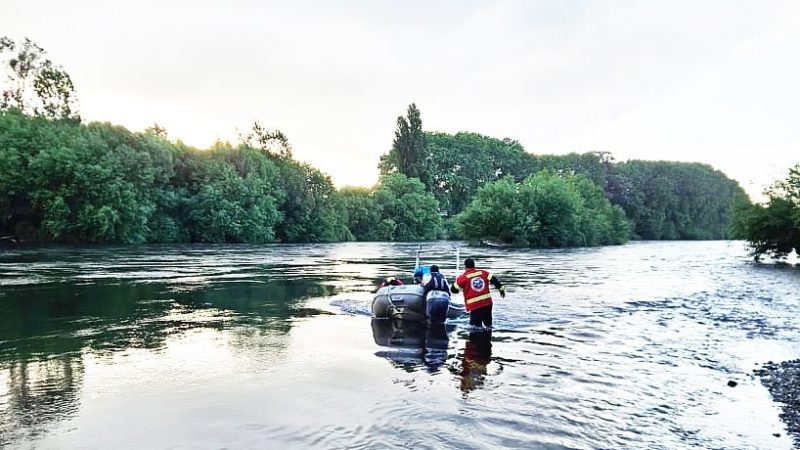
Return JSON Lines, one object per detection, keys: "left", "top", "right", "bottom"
{"left": 430, "top": 264, "right": 439, "bottom": 273}
{"left": 464, "top": 258, "right": 475, "bottom": 269}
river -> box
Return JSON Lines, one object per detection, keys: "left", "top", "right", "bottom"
{"left": 0, "top": 241, "right": 798, "bottom": 449}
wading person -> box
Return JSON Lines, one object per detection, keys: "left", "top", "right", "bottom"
{"left": 422, "top": 264, "right": 451, "bottom": 323}
{"left": 451, "top": 258, "right": 505, "bottom": 328}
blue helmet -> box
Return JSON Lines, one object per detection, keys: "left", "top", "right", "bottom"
{"left": 413, "top": 265, "right": 431, "bottom": 279}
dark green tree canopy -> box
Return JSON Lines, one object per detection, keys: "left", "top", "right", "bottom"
{"left": 340, "top": 174, "right": 443, "bottom": 241}
{"left": 610, "top": 160, "right": 746, "bottom": 240}
{"left": 456, "top": 172, "right": 629, "bottom": 247}
{"left": 731, "top": 163, "right": 800, "bottom": 260}
{"left": 378, "top": 103, "right": 425, "bottom": 180}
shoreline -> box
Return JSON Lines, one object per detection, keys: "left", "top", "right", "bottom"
{"left": 755, "top": 359, "right": 800, "bottom": 447}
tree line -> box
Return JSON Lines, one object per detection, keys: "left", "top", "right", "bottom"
{"left": 381, "top": 104, "right": 746, "bottom": 246}
{"left": 0, "top": 37, "right": 749, "bottom": 247}
{"left": 0, "top": 110, "right": 447, "bottom": 244}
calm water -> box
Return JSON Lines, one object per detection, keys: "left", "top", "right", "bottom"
{"left": 1, "top": 241, "right": 799, "bottom": 449}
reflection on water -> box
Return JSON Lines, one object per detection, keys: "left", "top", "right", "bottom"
{"left": 0, "top": 241, "right": 799, "bottom": 449}
{"left": 371, "top": 319, "right": 453, "bottom": 373}
{"left": 371, "top": 319, "right": 496, "bottom": 393}
{"left": 0, "top": 356, "right": 83, "bottom": 445}
{"left": 0, "top": 248, "right": 337, "bottom": 448}
{"left": 457, "top": 330, "right": 493, "bottom": 393}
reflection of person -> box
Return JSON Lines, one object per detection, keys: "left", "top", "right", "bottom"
{"left": 423, "top": 323, "right": 450, "bottom": 372}
{"left": 371, "top": 319, "right": 451, "bottom": 372}
{"left": 422, "top": 264, "right": 450, "bottom": 323}
{"left": 451, "top": 258, "right": 505, "bottom": 328}
{"left": 460, "top": 330, "right": 492, "bottom": 392}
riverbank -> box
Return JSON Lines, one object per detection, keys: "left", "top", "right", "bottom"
{"left": 756, "top": 360, "right": 800, "bottom": 446}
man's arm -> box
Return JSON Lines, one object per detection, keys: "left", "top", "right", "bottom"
{"left": 451, "top": 275, "right": 463, "bottom": 293}
{"left": 488, "top": 273, "right": 505, "bottom": 298}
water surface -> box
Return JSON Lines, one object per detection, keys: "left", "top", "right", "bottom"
{"left": 1, "top": 241, "right": 798, "bottom": 449}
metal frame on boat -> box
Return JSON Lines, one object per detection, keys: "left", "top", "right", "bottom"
{"left": 371, "top": 245, "right": 466, "bottom": 323}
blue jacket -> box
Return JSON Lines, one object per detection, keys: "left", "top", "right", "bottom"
{"left": 423, "top": 272, "right": 451, "bottom": 297}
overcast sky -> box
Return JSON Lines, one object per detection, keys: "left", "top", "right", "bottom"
{"left": 4, "top": 0, "right": 799, "bottom": 199}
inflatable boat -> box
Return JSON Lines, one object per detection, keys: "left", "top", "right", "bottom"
{"left": 372, "top": 245, "right": 466, "bottom": 323}
{"left": 372, "top": 284, "right": 466, "bottom": 322}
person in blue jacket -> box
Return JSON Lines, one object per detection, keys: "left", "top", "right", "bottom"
{"left": 422, "top": 265, "right": 451, "bottom": 323}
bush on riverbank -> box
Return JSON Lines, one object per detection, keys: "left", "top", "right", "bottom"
{"left": 731, "top": 164, "right": 800, "bottom": 260}
{"left": 455, "top": 172, "right": 629, "bottom": 247}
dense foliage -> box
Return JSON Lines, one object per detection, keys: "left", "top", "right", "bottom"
{"left": 0, "top": 110, "right": 354, "bottom": 243}
{"left": 608, "top": 161, "right": 745, "bottom": 240}
{"left": 456, "top": 172, "right": 629, "bottom": 247}
{"left": 340, "top": 174, "right": 443, "bottom": 241}
{"left": 0, "top": 110, "right": 446, "bottom": 244}
{"left": 378, "top": 105, "right": 746, "bottom": 244}
{"left": 731, "top": 164, "right": 800, "bottom": 260}
{"left": 0, "top": 40, "right": 749, "bottom": 249}
{"left": 416, "top": 132, "right": 534, "bottom": 215}
{"left": 378, "top": 103, "right": 426, "bottom": 181}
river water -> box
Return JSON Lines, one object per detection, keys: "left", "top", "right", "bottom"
{"left": 0, "top": 241, "right": 798, "bottom": 449}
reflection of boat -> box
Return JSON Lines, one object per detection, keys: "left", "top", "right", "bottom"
{"left": 371, "top": 318, "right": 453, "bottom": 371}
{"left": 372, "top": 285, "right": 465, "bottom": 322}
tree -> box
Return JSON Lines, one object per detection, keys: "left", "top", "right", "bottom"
{"left": 179, "top": 143, "right": 283, "bottom": 243}
{"left": 731, "top": 164, "right": 800, "bottom": 260}
{"left": 456, "top": 172, "right": 629, "bottom": 247}
{"left": 374, "top": 173, "right": 443, "bottom": 241}
{"left": 610, "top": 161, "right": 745, "bottom": 240}
{"left": 0, "top": 37, "right": 79, "bottom": 120}
{"left": 378, "top": 103, "right": 425, "bottom": 180}
{"left": 239, "top": 120, "right": 292, "bottom": 158}
{"left": 340, "top": 187, "right": 384, "bottom": 241}
{"left": 416, "top": 131, "right": 537, "bottom": 215}
{"left": 273, "top": 158, "right": 351, "bottom": 243}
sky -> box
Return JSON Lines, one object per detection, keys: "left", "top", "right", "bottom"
{"left": 3, "top": 0, "right": 799, "bottom": 199}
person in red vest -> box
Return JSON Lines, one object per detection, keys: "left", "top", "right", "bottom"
{"left": 451, "top": 258, "right": 505, "bottom": 327}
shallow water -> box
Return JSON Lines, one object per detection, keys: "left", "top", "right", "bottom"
{"left": 0, "top": 241, "right": 798, "bottom": 449}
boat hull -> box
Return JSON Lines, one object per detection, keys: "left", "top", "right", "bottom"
{"left": 372, "top": 285, "right": 466, "bottom": 323}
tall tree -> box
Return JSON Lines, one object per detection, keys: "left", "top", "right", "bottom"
{"left": 378, "top": 103, "right": 425, "bottom": 180}
{"left": 0, "top": 37, "right": 79, "bottom": 120}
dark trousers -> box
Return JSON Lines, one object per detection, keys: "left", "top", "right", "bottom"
{"left": 426, "top": 296, "right": 450, "bottom": 324}
{"left": 469, "top": 304, "right": 492, "bottom": 328}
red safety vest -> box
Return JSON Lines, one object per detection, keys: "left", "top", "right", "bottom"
{"left": 456, "top": 268, "right": 493, "bottom": 312}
